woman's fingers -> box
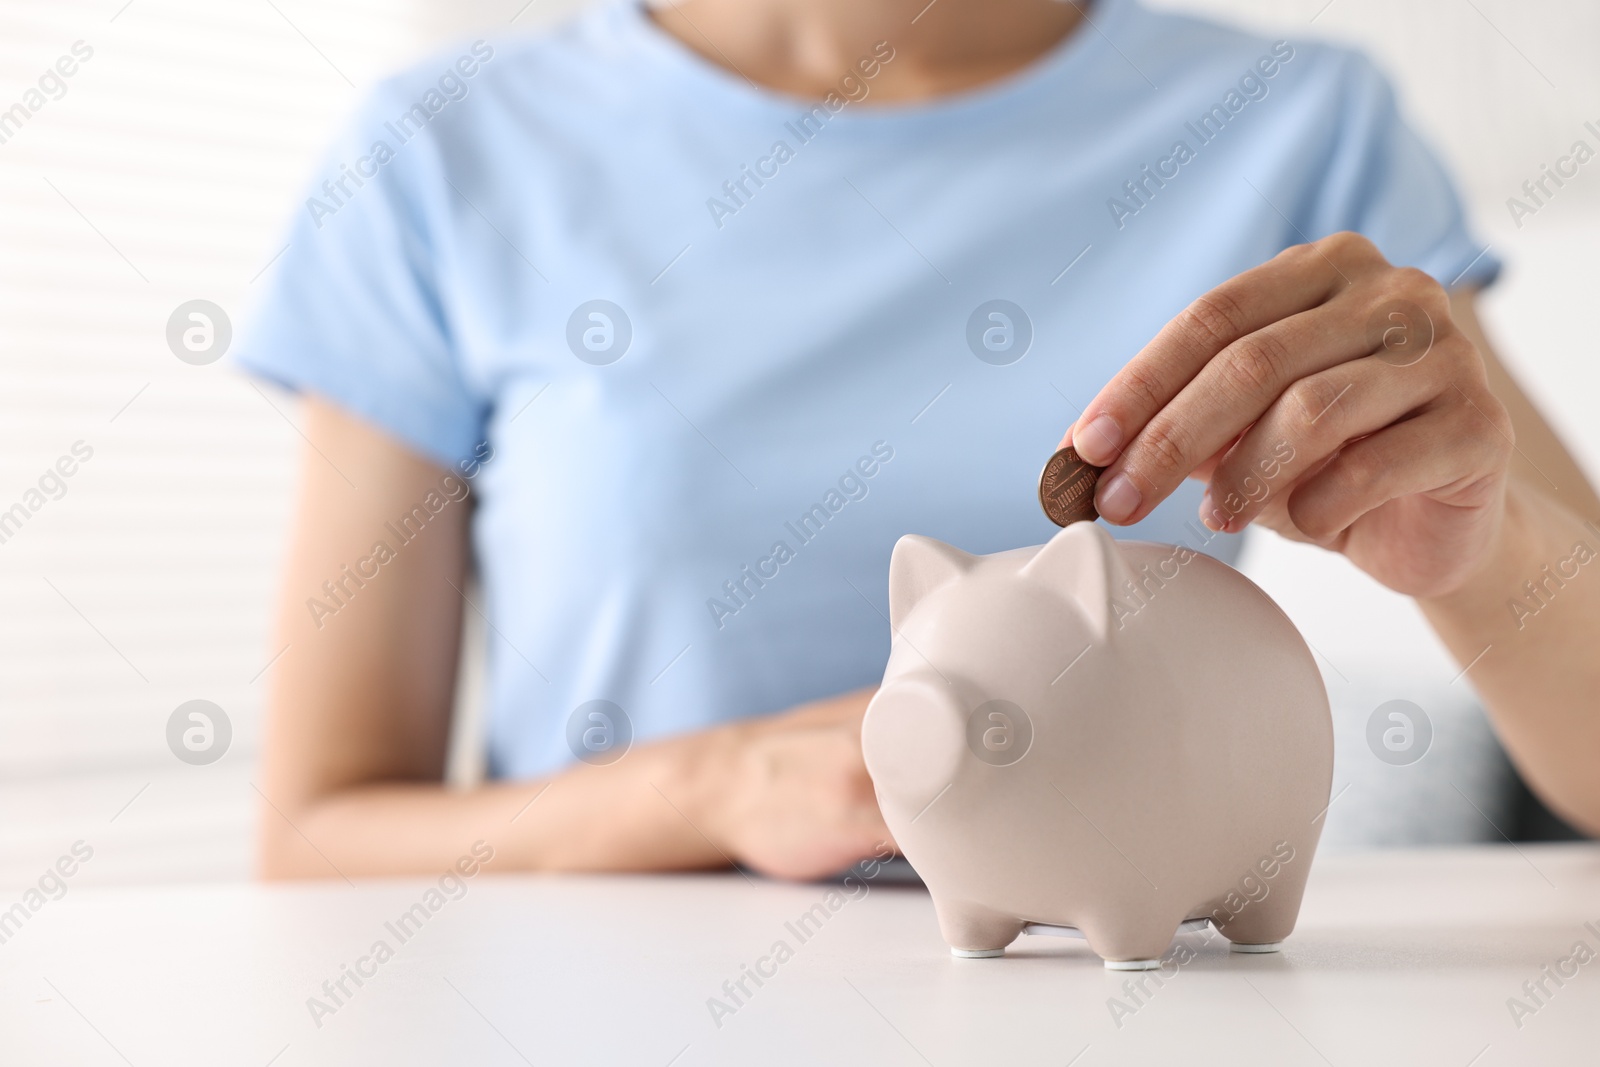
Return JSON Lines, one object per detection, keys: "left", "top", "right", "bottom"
{"left": 1199, "top": 345, "right": 1457, "bottom": 532}
{"left": 1068, "top": 240, "right": 1351, "bottom": 469}
{"left": 1284, "top": 399, "right": 1510, "bottom": 561}
{"left": 1053, "top": 231, "right": 1509, "bottom": 595}
{"left": 1088, "top": 293, "right": 1397, "bottom": 525}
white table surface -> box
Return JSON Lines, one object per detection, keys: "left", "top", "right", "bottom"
{"left": 3, "top": 844, "right": 1598, "bottom": 1066}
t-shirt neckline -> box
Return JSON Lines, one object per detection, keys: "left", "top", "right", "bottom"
{"left": 610, "top": 0, "right": 1130, "bottom": 126}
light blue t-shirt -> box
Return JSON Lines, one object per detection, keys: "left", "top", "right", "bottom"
{"left": 239, "top": 0, "right": 1498, "bottom": 780}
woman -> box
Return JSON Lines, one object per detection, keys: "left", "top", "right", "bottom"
{"left": 241, "top": 0, "right": 1600, "bottom": 881}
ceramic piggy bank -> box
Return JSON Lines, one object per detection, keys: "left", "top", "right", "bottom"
{"left": 861, "top": 522, "right": 1332, "bottom": 969}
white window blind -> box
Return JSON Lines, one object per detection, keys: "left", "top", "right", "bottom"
{"left": 0, "top": 0, "right": 491, "bottom": 887}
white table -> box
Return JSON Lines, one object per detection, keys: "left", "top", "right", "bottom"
{"left": 3, "top": 844, "right": 1597, "bottom": 1066}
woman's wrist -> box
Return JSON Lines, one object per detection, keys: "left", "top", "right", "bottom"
{"left": 1419, "top": 478, "right": 1544, "bottom": 620}
{"left": 658, "top": 717, "right": 749, "bottom": 859}
{"left": 1417, "top": 476, "right": 1600, "bottom": 675}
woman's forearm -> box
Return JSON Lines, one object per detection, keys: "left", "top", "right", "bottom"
{"left": 1420, "top": 478, "right": 1600, "bottom": 834}
{"left": 258, "top": 729, "right": 733, "bottom": 879}
{"left": 259, "top": 401, "right": 891, "bottom": 882}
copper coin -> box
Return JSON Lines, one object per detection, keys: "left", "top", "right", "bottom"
{"left": 1038, "top": 446, "right": 1102, "bottom": 526}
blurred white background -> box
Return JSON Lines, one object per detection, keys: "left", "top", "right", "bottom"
{"left": 1, "top": 0, "right": 1595, "bottom": 886}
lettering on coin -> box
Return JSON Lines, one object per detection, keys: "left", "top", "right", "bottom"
{"left": 1039, "top": 447, "right": 1102, "bottom": 526}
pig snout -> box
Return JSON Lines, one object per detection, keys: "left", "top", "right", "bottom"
{"left": 860, "top": 673, "right": 964, "bottom": 815}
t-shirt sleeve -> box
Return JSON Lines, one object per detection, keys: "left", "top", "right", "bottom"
{"left": 1302, "top": 52, "right": 1500, "bottom": 291}
{"left": 234, "top": 87, "right": 486, "bottom": 469}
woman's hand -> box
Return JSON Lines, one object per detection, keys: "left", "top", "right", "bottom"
{"left": 704, "top": 687, "right": 894, "bottom": 882}
{"left": 1067, "top": 231, "right": 1515, "bottom": 599}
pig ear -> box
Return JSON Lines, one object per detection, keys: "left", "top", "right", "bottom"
{"left": 1020, "top": 522, "right": 1130, "bottom": 636}
{"left": 889, "top": 535, "right": 973, "bottom": 630}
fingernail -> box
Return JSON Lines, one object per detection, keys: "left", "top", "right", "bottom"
{"left": 1199, "top": 490, "right": 1226, "bottom": 532}
{"left": 1074, "top": 414, "right": 1122, "bottom": 465}
{"left": 1096, "top": 473, "right": 1141, "bottom": 523}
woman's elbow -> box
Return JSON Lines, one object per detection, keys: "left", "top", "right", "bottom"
{"left": 255, "top": 800, "right": 337, "bottom": 881}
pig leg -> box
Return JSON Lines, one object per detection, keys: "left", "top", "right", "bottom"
{"left": 1213, "top": 862, "right": 1311, "bottom": 952}
{"left": 934, "top": 898, "right": 1024, "bottom": 958}
{"left": 1075, "top": 912, "right": 1186, "bottom": 970}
